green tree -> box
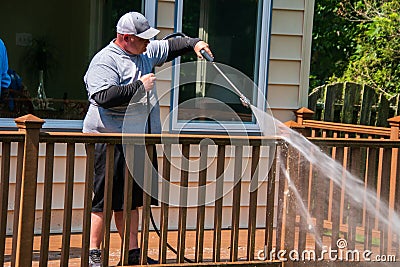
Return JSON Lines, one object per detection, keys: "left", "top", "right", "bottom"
{"left": 336, "top": 0, "right": 400, "bottom": 97}
{"left": 310, "top": 0, "right": 360, "bottom": 89}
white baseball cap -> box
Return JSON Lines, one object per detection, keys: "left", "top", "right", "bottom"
{"left": 116, "top": 12, "right": 160, "bottom": 39}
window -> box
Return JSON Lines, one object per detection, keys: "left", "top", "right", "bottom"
{"left": 171, "top": 0, "right": 272, "bottom": 133}
{"left": 0, "top": 0, "right": 143, "bottom": 129}
{"left": 101, "top": 1, "right": 143, "bottom": 47}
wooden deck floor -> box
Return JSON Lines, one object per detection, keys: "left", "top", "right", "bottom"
{"left": 4, "top": 229, "right": 279, "bottom": 266}
{"left": 3, "top": 228, "right": 395, "bottom": 266}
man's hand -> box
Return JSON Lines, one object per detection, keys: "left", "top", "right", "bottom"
{"left": 139, "top": 73, "right": 156, "bottom": 92}
{"left": 194, "top": 41, "right": 213, "bottom": 60}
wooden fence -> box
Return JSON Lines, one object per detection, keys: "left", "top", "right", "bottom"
{"left": 0, "top": 112, "right": 400, "bottom": 266}
{"left": 308, "top": 82, "right": 400, "bottom": 127}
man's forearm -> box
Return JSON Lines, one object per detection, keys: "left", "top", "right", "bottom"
{"left": 166, "top": 37, "right": 201, "bottom": 62}
{"left": 92, "top": 80, "right": 145, "bottom": 108}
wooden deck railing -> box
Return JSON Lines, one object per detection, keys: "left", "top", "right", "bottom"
{"left": 282, "top": 108, "right": 400, "bottom": 261}
{"left": 1, "top": 112, "right": 399, "bottom": 266}
{"left": 0, "top": 114, "right": 283, "bottom": 267}
{"left": 290, "top": 107, "right": 399, "bottom": 139}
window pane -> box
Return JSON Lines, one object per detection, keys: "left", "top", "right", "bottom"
{"left": 178, "top": 0, "right": 261, "bottom": 123}
{"left": 102, "top": 0, "right": 143, "bottom": 46}
{"left": 0, "top": 0, "right": 142, "bottom": 121}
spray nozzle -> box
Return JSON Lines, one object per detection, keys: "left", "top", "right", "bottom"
{"left": 240, "top": 96, "right": 251, "bottom": 108}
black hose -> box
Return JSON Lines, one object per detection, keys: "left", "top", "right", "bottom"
{"left": 161, "top": 32, "right": 187, "bottom": 39}
{"left": 147, "top": 32, "right": 195, "bottom": 264}
{"left": 149, "top": 211, "right": 195, "bottom": 263}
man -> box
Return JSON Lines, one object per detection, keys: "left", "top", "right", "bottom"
{"left": 83, "top": 11, "right": 212, "bottom": 266}
{"left": 0, "top": 38, "right": 11, "bottom": 92}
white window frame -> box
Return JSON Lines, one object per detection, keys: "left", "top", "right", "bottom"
{"left": 170, "top": 0, "right": 273, "bottom": 134}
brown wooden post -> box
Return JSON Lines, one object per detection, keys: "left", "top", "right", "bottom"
{"left": 386, "top": 115, "right": 400, "bottom": 253}
{"left": 288, "top": 107, "right": 314, "bottom": 137}
{"left": 294, "top": 107, "right": 315, "bottom": 125}
{"left": 14, "top": 114, "right": 44, "bottom": 267}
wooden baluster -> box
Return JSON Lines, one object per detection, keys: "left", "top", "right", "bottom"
{"left": 160, "top": 144, "right": 171, "bottom": 264}
{"left": 140, "top": 144, "right": 155, "bottom": 265}
{"left": 314, "top": 146, "right": 326, "bottom": 256}
{"left": 39, "top": 143, "right": 55, "bottom": 267}
{"left": 327, "top": 132, "right": 338, "bottom": 223}
{"left": 339, "top": 134, "right": 350, "bottom": 228}
{"left": 213, "top": 145, "right": 225, "bottom": 262}
{"left": 347, "top": 146, "right": 362, "bottom": 250}
{"left": 308, "top": 127, "right": 317, "bottom": 215}
{"left": 364, "top": 146, "right": 378, "bottom": 251}
{"left": 102, "top": 144, "right": 115, "bottom": 266}
{"left": 387, "top": 116, "right": 400, "bottom": 253}
{"left": 375, "top": 144, "right": 384, "bottom": 231}
{"left": 275, "top": 146, "right": 287, "bottom": 253}
{"left": 60, "top": 143, "right": 75, "bottom": 266}
{"left": 247, "top": 145, "right": 260, "bottom": 260}
{"left": 284, "top": 145, "right": 299, "bottom": 259}
{"left": 331, "top": 146, "right": 344, "bottom": 250}
{"left": 379, "top": 148, "right": 391, "bottom": 255}
{"left": 195, "top": 143, "right": 208, "bottom": 263}
{"left": 176, "top": 144, "right": 189, "bottom": 263}
{"left": 362, "top": 136, "right": 373, "bottom": 229}
{"left": 297, "top": 149, "right": 309, "bottom": 253}
{"left": 265, "top": 148, "right": 277, "bottom": 254}
{"left": 81, "top": 143, "right": 95, "bottom": 267}
{"left": 230, "top": 145, "right": 243, "bottom": 262}
{"left": 11, "top": 141, "right": 24, "bottom": 266}
{"left": 120, "top": 144, "right": 134, "bottom": 265}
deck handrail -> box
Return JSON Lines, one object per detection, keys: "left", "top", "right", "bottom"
{"left": 38, "top": 132, "right": 283, "bottom": 145}
{"left": 292, "top": 107, "right": 400, "bottom": 139}
{"left": 308, "top": 137, "right": 400, "bottom": 147}
{"left": 303, "top": 120, "right": 391, "bottom": 136}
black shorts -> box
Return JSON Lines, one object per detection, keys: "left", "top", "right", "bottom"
{"left": 91, "top": 143, "right": 158, "bottom": 212}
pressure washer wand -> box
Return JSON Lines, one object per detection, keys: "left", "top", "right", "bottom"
{"left": 200, "top": 49, "right": 251, "bottom": 108}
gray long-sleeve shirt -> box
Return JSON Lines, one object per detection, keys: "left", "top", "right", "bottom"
{"left": 83, "top": 39, "right": 168, "bottom": 134}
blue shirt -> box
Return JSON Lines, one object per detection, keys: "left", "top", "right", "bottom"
{"left": 0, "top": 38, "right": 11, "bottom": 90}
